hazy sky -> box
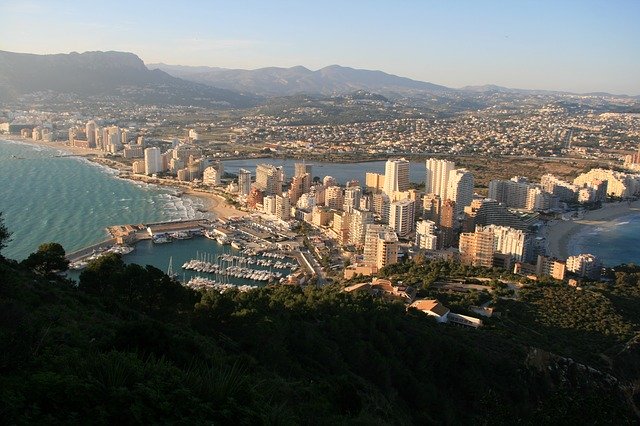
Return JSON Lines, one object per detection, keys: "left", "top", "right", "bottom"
{"left": 1, "top": 0, "right": 638, "bottom": 94}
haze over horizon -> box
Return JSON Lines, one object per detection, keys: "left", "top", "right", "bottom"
{"left": 0, "top": 0, "right": 639, "bottom": 95}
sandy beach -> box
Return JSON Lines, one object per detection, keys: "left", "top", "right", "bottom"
{"left": 545, "top": 200, "right": 640, "bottom": 259}
{"left": 1, "top": 135, "right": 247, "bottom": 220}
{"left": 2, "top": 134, "right": 106, "bottom": 157}
{"left": 183, "top": 189, "right": 248, "bottom": 220}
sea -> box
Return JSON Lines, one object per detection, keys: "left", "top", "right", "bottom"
{"left": 568, "top": 213, "right": 640, "bottom": 267}
{"left": 0, "top": 139, "right": 208, "bottom": 261}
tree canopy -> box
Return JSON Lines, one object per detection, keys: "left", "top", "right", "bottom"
{"left": 0, "top": 212, "right": 11, "bottom": 255}
{"left": 21, "top": 242, "right": 69, "bottom": 276}
{"left": 0, "top": 217, "right": 637, "bottom": 423}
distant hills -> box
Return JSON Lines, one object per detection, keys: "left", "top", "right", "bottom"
{"left": 149, "top": 63, "right": 452, "bottom": 97}
{"left": 0, "top": 50, "right": 635, "bottom": 109}
{"left": 0, "top": 50, "right": 258, "bottom": 108}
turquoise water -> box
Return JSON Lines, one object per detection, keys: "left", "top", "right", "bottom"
{"left": 0, "top": 139, "right": 208, "bottom": 260}
{"left": 568, "top": 213, "right": 640, "bottom": 267}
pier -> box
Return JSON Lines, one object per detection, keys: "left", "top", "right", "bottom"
{"left": 68, "top": 219, "right": 213, "bottom": 263}
{"left": 107, "top": 218, "right": 212, "bottom": 242}
{"left": 66, "top": 238, "right": 117, "bottom": 262}
{"left": 66, "top": 217, "right": 309, "bottom": 285}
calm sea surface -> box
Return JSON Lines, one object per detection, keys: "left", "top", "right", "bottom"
{"left": 568, "top": 213, "right": 640, "bottom": 267}
{"left": 222, "top": 158, "right": 428, "bottom": 184}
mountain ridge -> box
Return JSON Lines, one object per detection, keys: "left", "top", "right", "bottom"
{"left": 0, "top": 50, "right": 259, "bottom": 108}
{"left": 150, "top": 62, "right": 639, "bottom": 98}
{"left": 149, "top": 62, "right": 452, "bottom": 97}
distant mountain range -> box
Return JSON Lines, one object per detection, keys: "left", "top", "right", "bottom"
{"left": 0, "top": 50, "right": 258, "bottom": 108}
{"left": 0, "top": 50, "right": 635, "bottom": 109}
{"left": 148, "top": 63, "right": 452, "bottom": 97}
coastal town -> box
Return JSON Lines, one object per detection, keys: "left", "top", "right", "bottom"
{"left": 2, "top": 3, "right": 640, "bottom": 419}
{"left": 3, "top": 101, "right": 640, "bottom": 329}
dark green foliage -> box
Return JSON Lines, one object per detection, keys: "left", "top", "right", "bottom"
{"left": 22, "top": 242, "right": 69, "bottom": 276}
{"left": 0, "top": 212, "right": 10, "bottom": 254}
{"left": 0, "top": 253, "right": 636, "bottom": 423}
{"left": 79, "top": 253, "right": 199, "bottom": 318}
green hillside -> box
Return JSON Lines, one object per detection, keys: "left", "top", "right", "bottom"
{"left": 0, "top": 215, "right": 637, "bottom": 423}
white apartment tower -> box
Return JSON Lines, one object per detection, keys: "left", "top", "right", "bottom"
{"left": 343, "top": 186, "right": 362, "bottom": 213}
{"left": 415, "top": 219, "right": 438, "bottom": 250}
{"left": 425, "top": 158, "right": 455, "bottom": 199}
{"left": 447, "top": 169, "right": 474, "bottom": 215}
{"left": 478, "top": 224, "right": 532, "bottom": 263}
{"left": 144, "top": 147, "right": 162, "bottom": 175}
{"left": 85, "top": 120, "right": 97, "bottom": 148}
{"left": 348, "top": 209, "right": 374, "bottom": 248}
{"left": 363, "top": 224, "right": 399, "bottom": 271}
{"left": 383, "top": 158, "right": 410, "bottom": 197}
{"left": 325, "top": 186, "right": 344, "bottom": 210}
{"left": 389, "top": 199, "right": 416, "bottom": 238}
{"left": 255, "top": 164, "right": 284, "bottom": 195}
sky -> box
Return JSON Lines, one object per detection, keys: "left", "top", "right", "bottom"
{"left": 1, "top": 0, "right": 639, "bottom": 94}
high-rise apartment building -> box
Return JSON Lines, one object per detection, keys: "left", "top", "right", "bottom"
{"left": 488, "top": 177, "right": 532, "bottom": 210}
{"left": 203, "top": 164, "right": 223, "bottom": 186}
{"left": 566, "top": 253, "right": 602, "bottom": 279}
{"left": 323, "top": 176, "right": 337, "bottom": 188}
{"left": 372, "top": 192, "right": 391, "bottom": 223}
{"left": 423, "top": 193, "right": 441, "bottom": 222}
{"left": 573, "top": 168, "right": 640, "bottom": 198}
{"left": 415, "top": 220, "right": 438, "bottom": 250}
{"left": 263, "top": 195, "right": 276, "bottom": 215}
{"left": 540, "top": 174, "right": 578, "bottom": 202}
{"left": 85, "top": 120, "right": 97, "bottom": 148}
{"left": 383, "top": 158, "right": 410, "bottom": 197}
{"left": 143, "top": 147, "right": 162, "bottom": 175}
{"left": 296, "top": 193, "right": 316, "bottom": 210}
{"left": 255, "top": 164, "right": 284, "bottom": 195}
{"left": 459, "top": 228, "right": 496, "bottom": 268}
{"left": 463, "top": 199, "right": 528, "bottom": 232}
{"left": 439, "top": 199, "right": 457, "bottom": 248}
{"left": 294, "top": 162, "right": 313, "bottom": 179}
{"left": 325, "top": 186, "right": 344, "bottom": 210}
{"left": 365, "top": 172, "right": 385, "bottom": 192}
{"left": 389, "top": 199, "right": 416, "bottom": 238}
{"left": 238, "top": 169, "right": 252, "bottom": 196}
{"left": 343, "top": 186, "right": 362, "bottom": 213}
{"left": 363, "top": 225, "right": 399, "bottom": 271}
{"left": 460, "top": 225, "right": 532, "bottom": 268}
{"left": 332, "top": 211, "right": 351, "bottom": 245}
{"left": 289, "top": 173, "right": 311, "bottom": 204}
{"left": 447, "top": 169, "right": 474, "bottom": 215}
{"left": 275, "top": 194, "right": 291, "bottom": 221}
{"left": 425, "top": 158, "right": 455, "bottom": 199}
{"left": 477, "top": 224, "right": 532, "bottom": 263}
{"left": 348, "top": 209, "right": 373, "bottom": 248}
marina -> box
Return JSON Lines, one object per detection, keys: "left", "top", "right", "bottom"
{"left": 66, "top": 216, "right": 305, "bottom": 287}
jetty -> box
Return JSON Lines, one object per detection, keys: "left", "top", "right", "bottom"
{"left": 67, "top": 218, "right": 212, "bottom": 265}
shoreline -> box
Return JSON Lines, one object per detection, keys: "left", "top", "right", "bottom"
{"left": 1, "top": 136, "right": 247, "bottom": 220}
{"left": 545, "top": 200, "right": 640, "bottom": 260}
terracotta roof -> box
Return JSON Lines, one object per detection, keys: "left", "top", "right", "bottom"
{"left": 411, "top": 299, "right": 450, "bottom": 317}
